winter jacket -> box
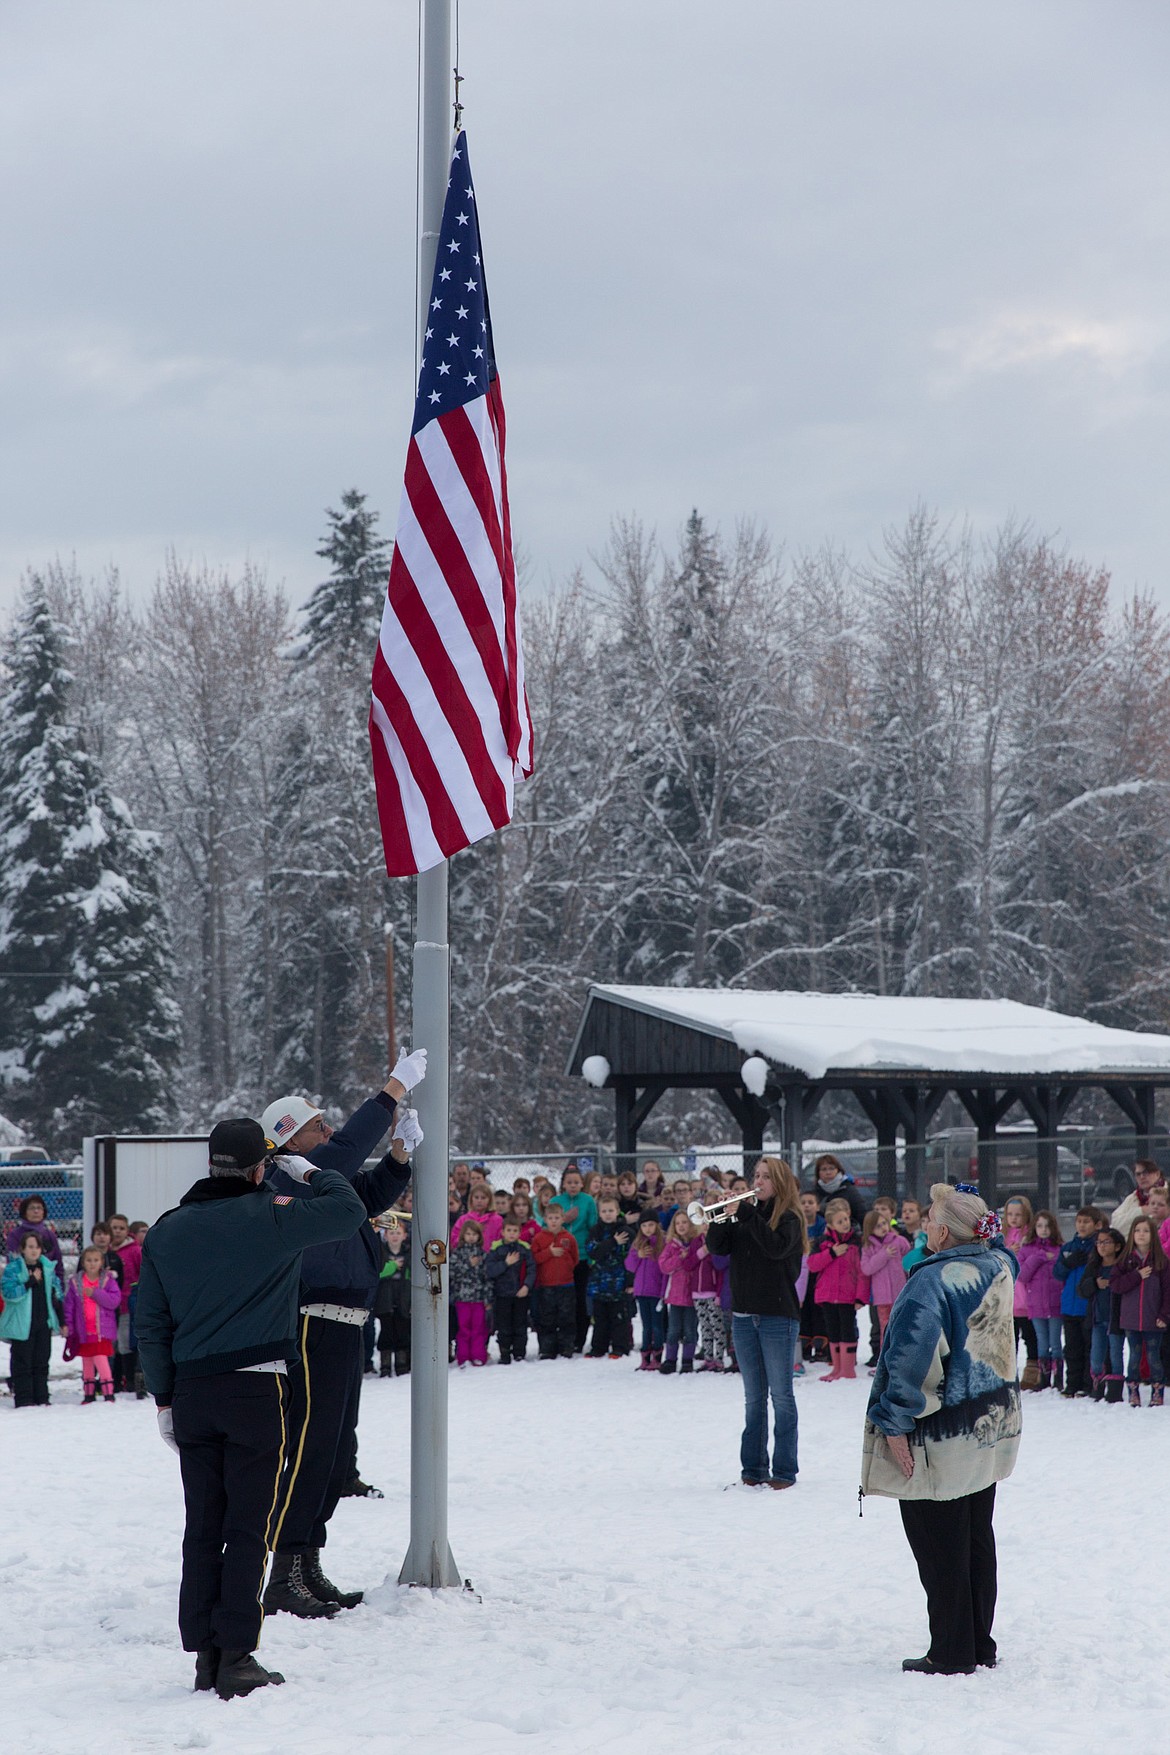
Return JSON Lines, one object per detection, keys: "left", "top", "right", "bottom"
{"left": 902, "top": 1230, "right": 930, "bottom": 1273}
{"left": 452, "top": 1210, "right": 503, "bottom": 1252}
{"left": 63, "top": 1271, "right": 121, "bottom": 1347}
{"left": 815, "top": 1175, "right": 867, "bottom": 1226}
{"left": 531, "top": 1228, "right": 578, "bottom": 1287}
{"left": 0, "top": 1255, "right": 64, "bottom": 1340}
{"left": 1111, "top": 1252, "right": 1170, "bottom": 1332}
{"left": 1077, "top": 1254, "right": 1120, "bottom": 1328}
{"left": 1003, "top": 1226, "right": 1031, "bottom": 1315}
{"left": 1018, "top": 1241, "right": 1063, "bottom": 1320}
{"left": 1053, "top": 1234, "right": 1097, "bottom": 1318}
{"left": 587, "top": 1220, "right": 633, "bottom": 1300}
{"left": 135, "top": 1166, "right": 365, "bottom": 1404}
{"left": 485, "top": 1237, "right": 536, "bottom": 1298}
{"left": 708, "top": 1249, "right": 734, "bottom": 1311}
{"left": 862, "top": 1241, "right": 1021, "bottom": 1504}
{"left": 113, "top": 1239, "right": 142, "bottom": 1314}
{"left": 692, "top": 1244, "right": 725, "bottom": 1301}
{"left": 1112, "top": 1187, "right": 1164, "bottom": 1239}
{"left": 659, "top": 1236, "right": 703, "bottom": 1306}
{"left": 268, "top": 1094, "right": 410, "bottom": 1309}
{"left": 517, "top": 1219, "right": 542, "bottom": 1246}
{"left": 860, "top": 1230, "right": 912, "bottom": 1305}
{"left": 4, "top": 1219, "right": 63, "bottom": 1267}
{"left": 374, "top": 1240, "right": 410, "bottom": 1319}
{"left": 705, "top": 1200, "right": 804, "bottom": 1320}
{"left": 625, "top": 1247, "right": 666, "bottom": 1300}
{"left": 556, "top": 1191, "right": 598, "bottom": 1263}
{"left": 448, "top": 1239, "right": 491, "bottom": 1304}
{"left": 807, "top": 1228, "right": 867, "bottom": 1305}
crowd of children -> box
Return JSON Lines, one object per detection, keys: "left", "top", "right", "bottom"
{"left": 8, "top": 1156, "right": 1170, "bottom": 1409}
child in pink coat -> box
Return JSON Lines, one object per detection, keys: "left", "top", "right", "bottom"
{"left": 1018, "top": 1210, "right": 1065, "bottom": 1390}
{"left": 658, "top": 1212, "right": 702, "bottom": 1375}
{"left": 807, "top": 1198, "right": 866, "bottom": 1380}
{"left": 63, "top": 1245, "right": 122, "bottom": 1404}
{"left": 860, "top": 1208, "right": 911, "bottom": 1347}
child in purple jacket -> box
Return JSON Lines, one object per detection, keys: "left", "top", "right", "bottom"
{"left": 1018, "top": 1211, "right": 1064, "bottom": 1390}
{"left": 63, "top": 1245, "right": 122, "bottom": 1403}
{"left": 860, "top": 1209, "right": 911, "bottom": 1348}
{"left": 626, "top": 1213, "right": 666, "bottom": 1370}
{"left": 1112, "top": 1216, "right": 1170, "bottom": 1407}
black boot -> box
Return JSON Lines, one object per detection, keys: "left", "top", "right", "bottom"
{"left": 1105, "top": 1376, "right": 1124, "bottom": 1403}
{"left": 394, "top": 1350, "right": 411, "bottom": 1376}
{"left": 658, "top": 1357, "right": 677, "bottom": 1376}
{"left": 380, "top": 1354, "right": 393, "bottom": 1377}
{"left": 215, "top": 1650, "right": 285, "bottom": 1700}
{"left": 680, "top": 1357, "right": 695, "bottom": 1374}
{"left": 262, "top": 1552, "right": 339, "bottom": 1619}
{"left": 134, "top": 1368, "right": 148, "bottom": 1401}
{"left": 303, "top": 1547, "right": 363, "bottom": 1609}
{"left": 194, "top": 1646, "right": 219, "bottom": 1692}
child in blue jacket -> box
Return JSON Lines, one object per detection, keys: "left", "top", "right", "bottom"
{"left": 1078, "top": 1227, "right": 1125, "bottom": 1401}
{"left": 1053, "top": 1206, "right": 1104, "bottom": 1397}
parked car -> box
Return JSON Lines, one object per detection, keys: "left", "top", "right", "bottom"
{"left": 923, "top": 1127, "right": 1090, "bottom": 1208}
{"left": 1065, "top": 1128, "right": 1170, "bottom": 1203}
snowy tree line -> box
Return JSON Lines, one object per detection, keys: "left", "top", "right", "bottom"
{"left": 3, "top": 500, "right": 1169, "bottom": 1155}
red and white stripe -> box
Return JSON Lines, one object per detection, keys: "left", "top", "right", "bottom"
{"left": 369, "top": 379, "right": 533, "bottom": 877}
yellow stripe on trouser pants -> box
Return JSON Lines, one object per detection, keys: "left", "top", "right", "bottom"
{"left": 269, "top": 1311, "right": 312, "bottom": 1553}
{"left": 255, "top": 1374, "right": 288, "bottom": 1632}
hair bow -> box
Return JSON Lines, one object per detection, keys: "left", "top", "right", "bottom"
{"left": 974, "top": 1209, "right": 1001, "bottom": 1242}
{"left": 955, "top": 1181, "right": 979, "bottom": 1195}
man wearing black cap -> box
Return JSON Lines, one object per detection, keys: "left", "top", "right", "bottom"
{"left": 135, "top": 1117, "right": 366, "bottom": 1700}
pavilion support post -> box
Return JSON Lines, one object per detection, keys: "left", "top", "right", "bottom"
{"left": 1132, "top": 1085, "right": 1155, "bottom": 1163}
{"left": 1016, "top": 1083, "right": 1078, "bottom": 1213}
{"left": 875, "top": 1097, "right": 899, "bottom": 1202}
{"left": 614, "top": 1079, "right": 667, "bottom": 1175}
{"left": 785, "top": 1085, "right": 805, "bottom": 1179}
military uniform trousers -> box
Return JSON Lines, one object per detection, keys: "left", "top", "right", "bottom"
{"left": 273, "top": 1311, "right": 364, "bottom": 1555}
{"left": 172, "top": 1372, "right": 287, "bottom": 1654}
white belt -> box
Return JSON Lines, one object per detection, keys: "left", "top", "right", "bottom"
{"left": 237, "top": 1359, "right": 288, "bottom": 1375}
{"left": 300, "top": 1302, "right": 369, "bottom": 1327}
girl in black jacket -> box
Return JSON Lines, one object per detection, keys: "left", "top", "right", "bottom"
{"left": 707, "top": 1158, "right": 806, "bottom": 1488}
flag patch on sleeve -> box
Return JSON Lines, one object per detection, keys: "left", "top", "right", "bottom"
{"left": 273, "top": 1195, "right": 293, "bottom": 1206}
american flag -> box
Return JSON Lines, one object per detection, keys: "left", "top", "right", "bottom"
{"left": 369, "top": 130, "right": 533, "bottom": 878}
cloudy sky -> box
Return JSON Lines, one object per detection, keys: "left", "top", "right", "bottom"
{"left": 2, "top": 0, "right": 1167, "bottom": 621}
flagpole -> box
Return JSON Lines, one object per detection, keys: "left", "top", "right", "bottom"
{"left": 398, "top": 0, "right": 461, "bottom": 1591}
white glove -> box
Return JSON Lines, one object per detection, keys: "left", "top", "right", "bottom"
{"left": 391, "top": 1047, "right": 428, "bottom": 1092}
{"left": 393, "top": 1107, "right": 424, "bottom": 1155}
{"left": 157, "top": 1408, "right": 180, "bottom": 1455}
{"left": 277, "top": 1153, "right": 315, "bottom": 1184}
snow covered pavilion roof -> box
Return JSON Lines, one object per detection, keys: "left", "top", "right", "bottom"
{"left": 568, "top": 985, "right": 1170, "bottom": 1084}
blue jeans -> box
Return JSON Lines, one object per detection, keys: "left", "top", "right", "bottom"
{"left": 636, "top": 1296, "right": 664, "bottom": 1353}
{"left": 1032, "top": 1316, "right": 1062, "bottom": 1359}
{"left": 733, "top": 1313, "right": 799, "bottom": 1485}
{"left": 1125, "top": 1331, "right": 1164, "bottom": 1385}
{"left": 1090, "top": 1323, "right": 1123, "bottom": 1378}
{"left": 664, "top": 1304, "right": 697, "bottom": 1360}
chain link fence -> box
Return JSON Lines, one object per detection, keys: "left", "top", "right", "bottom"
{"left": 1, "top": 1159, "right": 84, "bottom": 1264}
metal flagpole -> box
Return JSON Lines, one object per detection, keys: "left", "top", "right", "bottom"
{"left": 398, "top": 0, "right": 462, "bottom": 1591}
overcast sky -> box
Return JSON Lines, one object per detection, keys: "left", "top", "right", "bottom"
{"left": 2, "top": 0, "right": 1168, "bottom": 623}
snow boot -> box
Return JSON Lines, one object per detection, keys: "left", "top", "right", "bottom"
{"left": 380, "top": 1354, "right": 393, "bottom": 1377}
{"left": 215, "top": 1650, "right": 285, "bottom": 1700}
{"left": 263, "top": 1553, "right": 339, "bottom": 1619}
{"left": 1037, "top": 1360, "right": 1051, "bottom": 1391}
{"left": 101, "top": 1381, "right": 115, "bottom": 1403}
{"left": 303, "top": 1548, "right": 363, "bottom": 1609}
{"left": 1091, "top": 1374, "right": 1105, "bottom": 1401}
{"left": 394, "top": 1350, "right": 410, "bottom": 1376}
{"left": 839, "top": 1345, "right": 858, "bottom": 1380}
{"left": 680, "top": 1356, "right": 695, "bottom": 1374}
{"left": 1052, "top": 1359, "right": 1065, "bottom": 1393}
{"left": 1105, "top": 1375, "right": 1124, "bottom": 1403}
{"left": 134, "top": 1368, "right": 148, "bottom": 1401}
{"left": 194, "top": 1647, "right": 219, "bottom": 1693}
{"left": 1151, "top": 1383, "right": 1164, "bottom": 1408}
{"left": 821, "top": 1344, "right": 842, "bottom": 1383}
{"left": 82, "top": 1380, "right": 96, "bottom": 1406}
{"left": 1020, "top": 1358, "right": 1042, "bottom": 1391}
{"left": 658, "top": 1356, "right": 677, "bottom": 1376}
{"left": 637, "top": 1351, "right": 656, "bottom": 1371}
{"left": 1128, "top": 1382, "right": 1142, "bottom": 1407}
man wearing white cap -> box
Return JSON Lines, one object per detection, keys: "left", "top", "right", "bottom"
{"left": 260, "top": 1047, "right": 428, "bottom": 1618}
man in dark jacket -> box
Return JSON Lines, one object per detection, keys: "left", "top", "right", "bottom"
{"left": 259, "top": 1048, "right": 427, "bottom": 1618}
{"left": 136, "top": 1117, "right": 366, "bottom": 1700}
{"left": 484, "top": 1217, "right": 535, "bottom": 1363}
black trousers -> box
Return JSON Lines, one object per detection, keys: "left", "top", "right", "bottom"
{"left": 538, "top": 1285, "right": 575, "bottom": 1358}
{"left": 273, "top": 1313, "right": 363, "bottom": 1554}
{"left": 1014, "top": 1316, "right": 1038, "bottom": 1362}
{"left": 572, "top": 1260, "right": 591, "bottom": 1351}
{"left": 821, "top": 1302, "right": 858, "bottom": 1345}
{"left": 172, "top": 1372, "right": 286, "bottom": 1654}
{"left": 378, "top": 1310, "right": 411, "bottom": 1366}
{"left": 1062, "top": 1318, "right": 1089, "bottom": 1394}
{"left": 494, "top": 1294, "right": 530, "bottom": 1361}
{"left": 899, "top": 1485, "right": 998, "bottom": 1673}
{"left": 10, "top": 1324, "right": 52, "bottom": 1407}
{"left": 589, "top": 1298, "right": 630, "bottom": 1355}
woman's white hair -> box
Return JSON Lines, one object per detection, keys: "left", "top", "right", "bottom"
{"left": 929, "top": 1182, "right": 989, "bottom": 1244}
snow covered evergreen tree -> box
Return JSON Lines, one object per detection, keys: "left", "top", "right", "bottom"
{"left": 0, "top": 580, "right": 179, "bottom": 1150}
{"left": 299, "top": 489, "right": 391, "bottom": 666}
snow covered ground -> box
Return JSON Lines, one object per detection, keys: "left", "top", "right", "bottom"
{"left": 3, "top": 1350, "right": 1165, "bottom": 1755}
